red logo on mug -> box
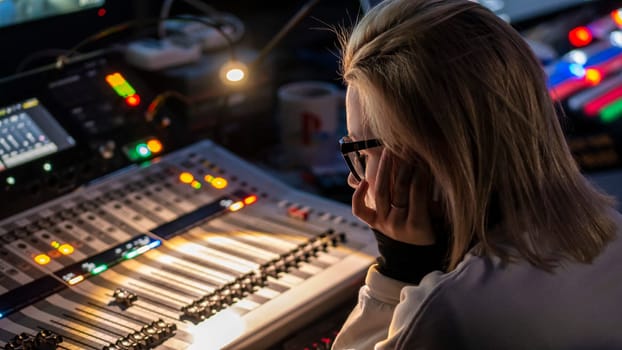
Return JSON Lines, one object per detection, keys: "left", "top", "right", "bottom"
{"left": 302, "top": 112, "right": 322, "bottom": 145}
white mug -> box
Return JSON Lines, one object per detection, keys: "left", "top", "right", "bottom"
{"left": 277, "top": 81, "right": 343, "bottom": 167}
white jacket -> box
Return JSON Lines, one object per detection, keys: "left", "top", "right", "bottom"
{"left": 333, "top": 214, "right": 622, "bottom": 350}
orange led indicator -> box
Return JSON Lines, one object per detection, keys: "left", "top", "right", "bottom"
{"left": 585, "top": 68, "right": 603, "bottom": 85}
{"left": 34, "top": 254, "right": 51, "bottom": 265}
{"left": 229, "top": 201, "right": 245, "bottom": 212}
{"left": 612, "top": 9, "right": 622, "bottom": 27}
{"left": 243, "top": 195, "right": 258, "bottom": 205}
{"left": 204, "top": 174, "right": 214, "bottom": 182}
{"left": 51, "top": 241, "right": 60, "bottom": 249}
{"left": 58, "top": 244, "right": 74, "bottom": 255}
{"left": 68, "top": 275, "right": 85, "bottom": 285}
{"left": 179, "top": 172, "right": 194, "bottom": 184}
{"left": 191, "top": 180, "right": 202, "bottom": 189}
{"left": 105, "top": 73, "right": 125, "bottom": 87}
{"left": 125, "top": 94, "right": 141, "bottom": 107}
{"left": 211, "top": 177, "right": 228, "bottom": 189}
{"left": 147, "top": 139, "right": 163, "bottom": 153}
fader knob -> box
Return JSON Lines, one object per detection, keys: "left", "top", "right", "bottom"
{"left": 34, "top": 329, "right": 63, "bottom": 349}
{"left": 141, "top": 325, "right": 165, "bottom": 343}
{"left": 113, "top": 288, "right": 138, "bottom": 307}
{"left": 115, "top": 336, "right": 138, "bottom": 350}
{"left": 154, "top": 318, "right": 177, "bottom": 335}
{"left": 9, "top": 333, "right": 34, "bottom": 348}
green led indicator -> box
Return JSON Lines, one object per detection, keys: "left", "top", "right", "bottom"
{"left": 6, "top": 177, "right": 15, "bottom": 185}
{"left": 127, "top": 147, "right": 139, "bottom": 161}
{"left": 600, "top": 99, "right": 622, "bottom": 123}
{"left": 43, "top": 162, "right": 52, "bottom": 172}
{"left": 106, "top": 73, "right": 137, "bottom": 97}
{"left": 136, "top": 144, "right": 151, "bottom": 158}
{"left": 92, "top": 264, "right": 108, "bottom": 275}
{"left": 192, "top": 181, "right": 202, "bottom": 189}
{"left": 113, "top": 82, "right": 136, "bottom": 98}
{"left": 124, "top": 250, "right": 139, "bottom": 260}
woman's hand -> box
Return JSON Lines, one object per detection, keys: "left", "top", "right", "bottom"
{"left": 352, "top": 149, "right": 436, "bottom": 246}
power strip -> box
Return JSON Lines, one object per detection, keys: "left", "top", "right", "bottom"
{"left": 124, "top": 38, "right": 202, "bottom": 71}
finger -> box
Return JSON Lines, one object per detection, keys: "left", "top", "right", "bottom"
{"left": 406, "top": 168, "right": 431, "bottom": 229}
{"left": 351, "top": 180, "right": 376, "bottom": 225}
{"left": 392, "top": 161, "right": 414, "bottom": 208}
{"left": 375, "top": 149, "right": 392, "bottom": 218}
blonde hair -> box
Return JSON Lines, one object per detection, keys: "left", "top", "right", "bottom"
{"left": 341, "top": 0, "right": 617, "bottom": 270}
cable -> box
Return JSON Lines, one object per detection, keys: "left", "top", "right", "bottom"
{"left": 55, "top": 15, "right": 236, "bottom": 69}
{"left": 158, "top": 0, "right": 219, "bottom": 38}
{"left": 249, "top": 0, "right": 322, "bottom": 70}
{"left": 145, "top": 90, "right": 191, "bottom": 122}
{"left": 15, "top": 49, "right": 72, "bottom": 73}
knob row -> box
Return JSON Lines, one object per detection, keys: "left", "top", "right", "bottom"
{"left": 180, "top": 230, "right": 347, "bottom": 323}
{"left": 5, "top": 329, "right": 62, "bottom": 350}
{"left": 102, "top": 318, "right": 177, "bottom": 350}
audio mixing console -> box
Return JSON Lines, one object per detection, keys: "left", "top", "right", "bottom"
{"left": 0, "top": 140, "right": 377, "bottom": 350}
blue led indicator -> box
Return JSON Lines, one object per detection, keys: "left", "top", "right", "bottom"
{"left": 568, "top": 63, "right": 585, "bottom": 77}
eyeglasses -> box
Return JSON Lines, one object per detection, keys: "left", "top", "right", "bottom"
{"left": 339, "top": 136, "right": 382, "bottom": 181}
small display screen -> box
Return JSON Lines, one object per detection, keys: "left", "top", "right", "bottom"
{"left": 0, "top": 98, "right": 75, "bottom": 171}
{"left": 0, "top": 0, "right": 105, "bottom": 28}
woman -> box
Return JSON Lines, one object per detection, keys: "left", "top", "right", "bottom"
{"left": 333, "top": 0, "right": 622, "bottom": 349}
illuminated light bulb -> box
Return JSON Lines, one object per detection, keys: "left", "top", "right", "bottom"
{"left": 220, "top": 61, "right": 248, "bottom": 85}
{"left": 568, "top": 63, "right": 586, "bottom": 77}
{"left": 228, "top": 201, "right": 245, "bottom": 212}
{"left": 191, "top": 180, "right": 202, "bottom": 189}
{"left": 612, "top": 9, "right": 622, "bottom": 27}
{"left": 179, "top": 172, "right": 194, "bottom": 184}
{"left": 568, "top": 26, "right": 593, "bottom": 47}
{"left": 243, "top": 195, "right": 258, "bottom": 205}
{"left": 34, "top": 254, "right": 51, "bottom": 265}
{"left": 226, "top": 68, "right": 245, "bottom": 82}
{"left": 610, "top": 31, "right": 622, "bottom": 47}
{"left": 147, "top": 139, "right": 163, "bottom": 154}
{"left": 211, "top": 177, "right": 228, "bottom": 189}
{"left": 584, "top": 68, "right": 603, "bottom": 85}
{"left": 567, "top": 50, "right": 588, "bottom": 65}
{"left": 58, "top": 244, "right": 74, "bottom": 255}
{"left": 125, "top": 94, "right": 141, "bottom": 107}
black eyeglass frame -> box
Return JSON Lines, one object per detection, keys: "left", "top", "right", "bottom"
{"left": 339, "top": 137, "right": 382, "bottom": 181}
